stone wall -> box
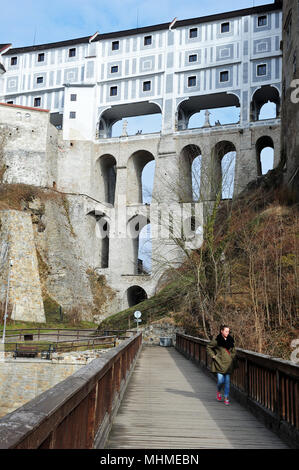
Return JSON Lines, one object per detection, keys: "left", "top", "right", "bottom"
{"left": 0, "top": 103, "right": 57, "bottom": 187}
{"left": 0, "top": 359, "right": 81, "bottom": 418}
{"left": 0, "top": 210, "right": 45, "bottom": 322}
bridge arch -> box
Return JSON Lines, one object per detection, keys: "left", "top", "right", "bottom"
{"left": 210, "top": 140, "right": 236, "bottom": 200}
{"left": 127, "top": 214, "right": 151, "bottom": 274}
{"left": 256, "top": 136, "right": 274, "bottom": 176}
{"left": 87, "top": 210, "right": 111, "bottom": 268}
{"left": 96, "top": 154, "right": 117, "bottom": 205}
{"left": 179, "top": 144, "right": 202, "bottom": 202}
{"left": 250, "top": 85, "right": 280, "bottom": 121}
{"left": 177, "top": 92, "right": 240, "bottom": 130}
{"left": 98, "top": 101, "right": 162, "bottom": 138}
{"left": 127, "top": 150, "right": 155, "bottom": 205}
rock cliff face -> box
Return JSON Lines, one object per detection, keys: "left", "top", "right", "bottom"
{"left": 0, "top": 187, "right": 116, "bottom": 323}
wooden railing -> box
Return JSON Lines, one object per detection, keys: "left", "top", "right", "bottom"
{"left": 176, "top": 333, "right": 299, "bottom": 449}
{"left": 0, "top": 333, "right": 142, "bottom": 449}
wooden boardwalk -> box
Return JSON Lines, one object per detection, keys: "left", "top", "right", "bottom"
{"left": 106, "top": 346, "right": 289, "bottom": 449}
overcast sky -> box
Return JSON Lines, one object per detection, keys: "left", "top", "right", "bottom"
{"left": 1, "top": 0, "right": 275, "bottom": 47}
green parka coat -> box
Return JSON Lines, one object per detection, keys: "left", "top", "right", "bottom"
{"left": 206, "top": 336, "right": 237, "bottom": 375}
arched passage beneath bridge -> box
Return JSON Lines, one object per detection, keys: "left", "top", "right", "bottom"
{"left": 127, "top": 150, "right": 155, "bottom": 205}
{"left": 251, "top": 85, "right": 280, "bottom": 121}
{"left": 127, "top": 214, "right": 151, "bottom": 275}
{"left": 210, "top": 141, "right": 236, "bottom": 200}
{"left": 98, "top": 101, "right": 162, "bottom": 138}
{"left": 177, "top": 92, "right": 240, "bottom": 130}
{"left": 96, "top": 154, "right": 117, "bottom": 205}
{"left": 87, "top": 211, "right": 110, "bottom": 268}
{"left": 126, "top": 285, "right": 148, "bottom": 307}
{"left": 179, "top": 144, "right": 202, "bottom": 202}
{"left": 256, "top": 136, "right": 274, "bottom": 176}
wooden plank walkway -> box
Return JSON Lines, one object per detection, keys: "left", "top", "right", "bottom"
{"left": 106, "top": 346, "right": 289, "bottom": 449}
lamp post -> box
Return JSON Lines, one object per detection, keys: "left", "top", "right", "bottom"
{"left": 2, "top": 259, "right": 13, "bottom": 344}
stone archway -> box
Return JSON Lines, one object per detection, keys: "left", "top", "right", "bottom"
{"left": 127, "top": 150, "right": 155, "bottom": 205}
{"left": 126, "top": 285, "right": 148, "bottom": 307}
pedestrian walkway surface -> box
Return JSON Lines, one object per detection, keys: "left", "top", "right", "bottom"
{"left": 106, "top": 346, "right": 288, "bottom": 449}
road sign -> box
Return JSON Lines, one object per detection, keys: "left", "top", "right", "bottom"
{"left": 134, "top": 311, "right": 141, "bottom": 319}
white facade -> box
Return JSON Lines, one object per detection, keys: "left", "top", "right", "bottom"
{"left": 0, "top": 4, "right": 282, "bottom": 139}
{"left": 0, "top": 3, "right": 284, "bottom": 315}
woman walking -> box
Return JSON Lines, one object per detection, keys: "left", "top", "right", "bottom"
{"left": 207, "top": 325, "right": 237, "bottom": 406}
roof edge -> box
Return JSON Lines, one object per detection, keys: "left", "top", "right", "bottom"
{"left": 0, "top": 102, "right": 50, "bottom": 113}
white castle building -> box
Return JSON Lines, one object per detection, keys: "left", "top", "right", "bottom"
{"left": 0, "top": 3, "right": 282, "bottom": 137}
{"left": 0, "top": 2, "right": 283, "bottom": 315}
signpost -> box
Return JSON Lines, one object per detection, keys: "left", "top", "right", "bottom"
{"left": 134, "top": 311, "right": 142, "bottom": 331}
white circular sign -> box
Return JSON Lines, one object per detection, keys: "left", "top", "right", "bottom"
{"left": 134, "top": 310, "right": 142, "bottom": 319}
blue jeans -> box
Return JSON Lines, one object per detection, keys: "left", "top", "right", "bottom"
{"left": 217, "top": 373, "right": 230, "bottom": 398}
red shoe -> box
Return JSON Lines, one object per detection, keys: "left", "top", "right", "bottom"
{"left": 217, "top": 392, "right": 222, "bottom": 402}
{"left": 224, "top": 398, "right": 230, "bottom": 405}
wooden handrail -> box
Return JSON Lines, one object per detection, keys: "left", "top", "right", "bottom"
{"left": 0, "top": 333, "right": 142, "bottom": 449}
{"left": 176, "top": 333, "right": 299, "bottom": 448}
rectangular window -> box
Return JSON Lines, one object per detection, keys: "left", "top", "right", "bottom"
{"left": 189, "top": 54, "right": 197, "bottom": 63}
{"left": 112, "top": 41, "right": 119, "bottom": 51}
{"left": 34, "top": 97, "right": 41, "bottom": 107}
{"left": 143, "top": 81, "right": 151, "bottom": 91}
{"left": 70, "top": 111, "right": 76, "bottom": 119}
{"left": 257, "top": 64, "right": 267, "bottom": 76}
{"left": 36, "top": 76, "right": 44, "bottom": 84}
{"left": 70, "top": 94, "right": 77, "bottom": 101}
{"left": 188, "top": 76, "right": 196, "bottom": 87}
{"left": 38, "top": 53, "right": 45, "bottom": 62}
{"left": 220, "top": 71, "right": 229, "bottom": 82}
{"left": 221, "top": 22, "right": 230, "bottom": 33}
{"left": 258, "top": 15, "right": 267, "bottom": 27}
{"left": 69, "top": 48, "right": 76, "bottom": 57}
{"left": 6, "top": 101, "right": 14, "bottom": 104}
{"left": 11, "top": 57, "right": 17, "bottom": 66}
{"left": 110, "top": 86, "right": 118, "bottom": 96}
{"left": 144, "top": 35, "right": 152, "bottom": 46}
{"left": 111, "top": 65, "right": 119, "bottom": 73}
{"left": 189, "top": 28, "right": 198, "bottom": 39}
